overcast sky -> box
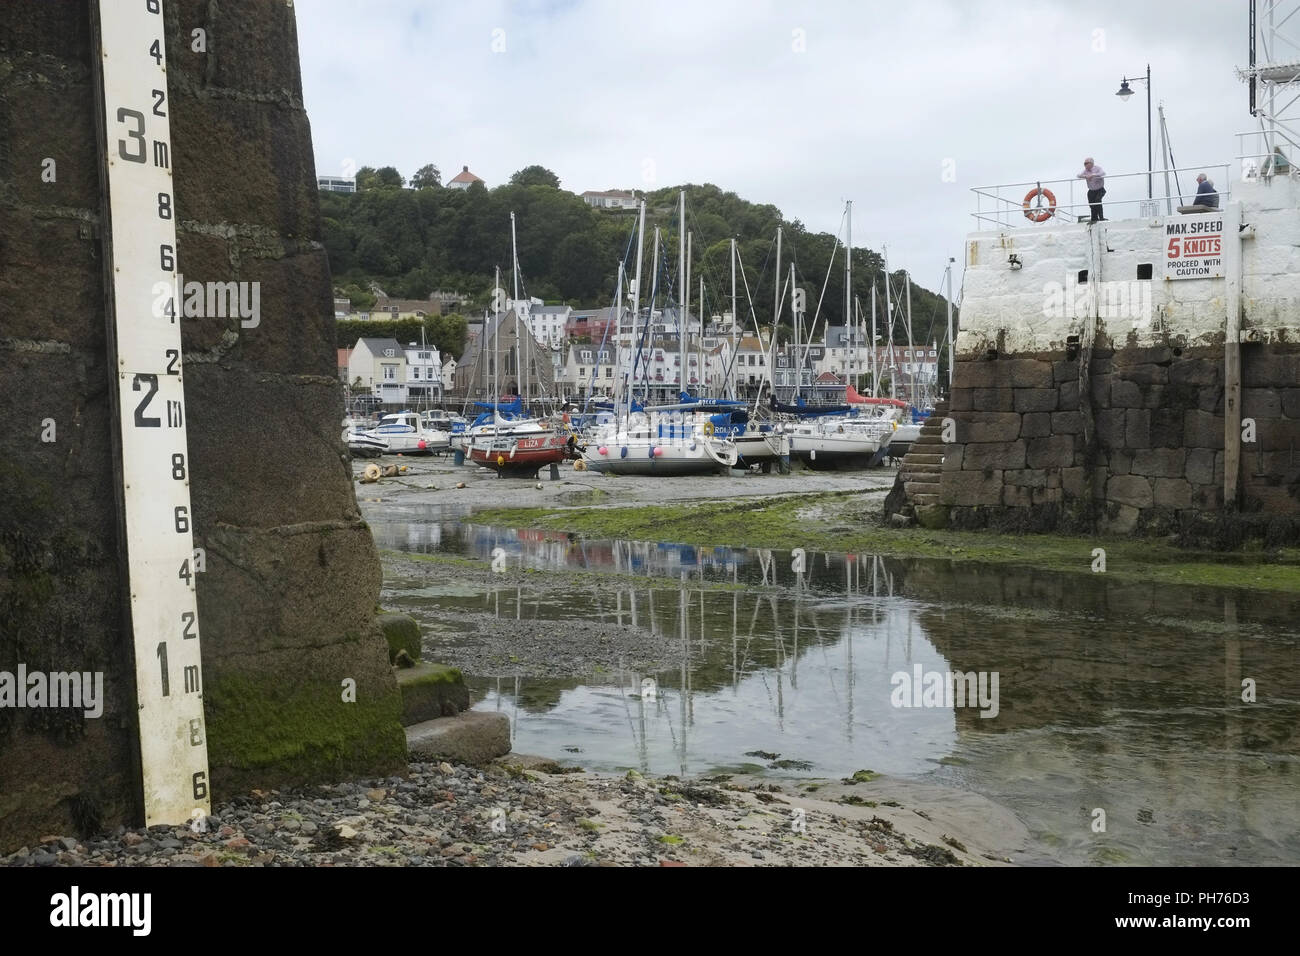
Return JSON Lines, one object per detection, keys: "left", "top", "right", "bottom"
{"left": 297, "top": 0, "right": 1252, "bottom": 298}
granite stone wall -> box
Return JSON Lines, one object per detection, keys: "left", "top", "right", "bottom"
{"left": 939, "top": 338, "right": 1300, "bottom": 535}
{"left": 0, "top": 0, "right": 405, "bottom": 852}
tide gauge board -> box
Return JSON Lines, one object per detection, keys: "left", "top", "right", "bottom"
{"left": 91, "top": 0, "right": 210, "bottom": 828}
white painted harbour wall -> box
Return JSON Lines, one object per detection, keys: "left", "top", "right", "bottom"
{"left": 957, "top": 176, "right": 1300, "bottom": 355}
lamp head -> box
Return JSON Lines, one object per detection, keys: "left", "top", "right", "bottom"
{"left": 1116, "top": 79, "right": 1134, "bottom": 101}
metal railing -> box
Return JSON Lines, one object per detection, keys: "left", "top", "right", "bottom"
{"left": 971, "top": 163, "right": 1232, "bottom": 229}
{"left": 1236, "top": 128, "right": 1300, "bottom": 180}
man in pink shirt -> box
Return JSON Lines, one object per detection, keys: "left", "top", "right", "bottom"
{"left": 1077, "top": 158, "right": 1106, "bottom": 222}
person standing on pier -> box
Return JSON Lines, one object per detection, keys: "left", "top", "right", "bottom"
{"left": 1077, "top": 158, "right": 1107, "bottom": 222}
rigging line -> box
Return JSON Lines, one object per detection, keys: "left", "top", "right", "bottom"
{"left": 735, "top": 246, "right": 777, "bottom": 410}
{"left": 799, "top": 207, "right": 848, "bottom": 374}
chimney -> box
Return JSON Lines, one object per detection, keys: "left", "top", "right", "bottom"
{"left": 463, "top": 165, "right": 469, "bottom": 172}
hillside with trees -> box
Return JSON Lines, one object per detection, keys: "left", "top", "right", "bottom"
{"left": 323, "top": 166, "right": 956, "bottom": 364}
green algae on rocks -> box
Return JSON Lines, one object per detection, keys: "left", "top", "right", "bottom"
{"left": 470, "top": 492, "right": 1300, "bottom": 595}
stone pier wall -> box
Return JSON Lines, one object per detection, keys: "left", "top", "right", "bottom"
{"left": 933, "top": 176, "right": 1300, "bottom": 537}
{"left": 942, "top": 340, "right": 1300, "bottom": 535}
{"left": 0, "top": 0, "right": 405, "bottom": 852}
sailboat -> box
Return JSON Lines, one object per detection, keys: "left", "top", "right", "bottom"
{"left": 777, "top": 202, "right": 888, "bottom": 468}
{"left": 465, "top": 224, "right": 578, "bottom": 477}
{"left": 582, "top": 197, "right": 739, "bottom": 475}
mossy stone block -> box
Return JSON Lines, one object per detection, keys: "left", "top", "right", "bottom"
{"left": 397, "top": 663, "right": 470, "bottom": 727}
{"left": 378, "top": 613, "right": 422, "bottom": 665}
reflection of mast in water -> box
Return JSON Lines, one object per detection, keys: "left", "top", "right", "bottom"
{"left": 618, "top": 662, "right": 651, "bottom": 774}
{"left": 844, "top": 557, "right": 855, "bottom": 745}
{"left": 516, "top": 585, "right": 522, "bottom": 621}
{"left": 731, "top": 563, "right": 740, "bottom": 692}
{"left": 679, "top": 579, "right": 689, "bottom": 776}
{"left": 511, "top": 674, "right": 520, "bottom": 745}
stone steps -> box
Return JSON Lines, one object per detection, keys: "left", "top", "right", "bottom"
{"left": 895, "top": 403, "right": 952, "bottom": 519}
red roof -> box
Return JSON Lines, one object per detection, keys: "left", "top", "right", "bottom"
{"left": 815, "top": 372, "right": 843, "bottom": 384}
{"left": 449, "top": 165, "right": 482, "bottom": 184}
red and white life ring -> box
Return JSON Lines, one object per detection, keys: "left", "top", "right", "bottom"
{"left": 1022, "top": 187, "right": 1056, "bottom": 223}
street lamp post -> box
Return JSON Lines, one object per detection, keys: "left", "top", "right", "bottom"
{"left": 1115, "top": 64, "right": 1153, "bottom": 200}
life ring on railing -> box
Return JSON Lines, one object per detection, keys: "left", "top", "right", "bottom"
{"left": 703, "top": 421, "right": 715, "bottom": 436}
{"left": 1022, "top": 186, "right": 1056, "bottom": 223}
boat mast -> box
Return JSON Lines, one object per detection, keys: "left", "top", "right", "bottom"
{"left": 629, "top": 200, "right": 646, "bottom": 419}
{"left": 884, "top": 247, "right": 894, "bottom": 400}
{"left": 678, "top": 190, "right": 686, "bottom": 400}
{"left": 774, "top": 227, "right": 782, "bottom": 402}
{"left": 870, "top": 283, "right": 878, "bottom": 398}
{"left": 945, "top": 258, "right": 955, "bottom": 394}
{"left": 905, "top": 270, "right": 914, "bottom": 408}
{"left": 493, "top": 264, "right": 501, "bottom": 429}
{"left": 648, "top": 225, "right": 660, "bottom": 404}
{"left": 511, "top": 211, "right": 523, "bottom": 408}
{"left": 729, "top": 238, "right": 737, "bottom": 401}
{"left": 845, "top": 200, "right": 852, "bottom": 398}
{"left": 686, "top": 230, "right": 695, "bottom": 395}
{"left": 698, "top": 270, "right": 704, "bottom": 397}
{"left": 609, "top": 260, "right": 625, "bottom": 409}
{"left": 790, "top": 262, "right": 798, "bottom": 401}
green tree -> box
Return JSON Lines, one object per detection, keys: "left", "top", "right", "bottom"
{"left": 509, "top": 165, "right": 561, "bottom": 189}
{"left": 358, "top": 166, "right": 404, "bottom": 190}
{"left": 425, "top": 313, "right": 468, "bottom": 357}
{"left": 410, "top": 164, "right": 441, "bottom": 189}
{"left": 339, "top": 284, "right": 375, "bottom": 310}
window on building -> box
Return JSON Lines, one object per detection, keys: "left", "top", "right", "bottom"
{"left": 383, "top": 365, "right": 396, "bottom": 381}
{"left": 605, "top": 368, "right": 612, "bottom": 377}
{"left": 412, "top": 368, "right": 420, "bottom": 379}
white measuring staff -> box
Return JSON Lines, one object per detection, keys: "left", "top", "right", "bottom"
{"left": 91, "top": 0, "right": 210, "bottom": 829}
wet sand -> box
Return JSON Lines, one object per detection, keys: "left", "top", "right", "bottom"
{"left": 353, "top": 452, "right": 894, "bottom": 513}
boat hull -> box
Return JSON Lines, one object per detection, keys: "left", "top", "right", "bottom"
{"left": 787, "top": 430, "right": 881, "bottom": 469}
{"left": 582, "top": 438, "right": 738, "bottom": 475}
{"left": 468, "top": 432, "right": 577, "bottom": 476}
{"left": 733, "top": 432, "right": 789, "bottom": 463}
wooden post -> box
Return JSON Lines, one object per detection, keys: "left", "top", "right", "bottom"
{"left": 1224, "top": 202, "right": 1243, "bottom": 508}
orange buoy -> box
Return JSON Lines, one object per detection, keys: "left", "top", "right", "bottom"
{"left": 1023, "top": 187, "right": 1056, "bottom": 223}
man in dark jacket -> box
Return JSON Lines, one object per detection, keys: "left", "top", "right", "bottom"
{"left": 1193, "top": 174, "right": 1219, "bottom": 208}
{"left": 1178, "top": 173, "right": 1219, "bottom": 213}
